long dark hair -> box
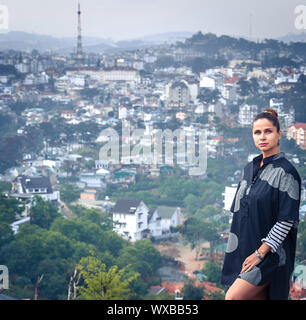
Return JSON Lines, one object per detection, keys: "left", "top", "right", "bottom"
{"left": 252, "top": 108, "right": 281, "bottom": 145}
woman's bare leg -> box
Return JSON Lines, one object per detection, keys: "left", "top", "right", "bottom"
{"left": 225, "top": 278, "right": 269, "bottom": 300}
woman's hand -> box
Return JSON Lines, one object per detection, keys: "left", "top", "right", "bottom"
{"left": 241, "top": 243, "right": 271, "bottom": 273}
{"left": 241, "top": 252, "right": 261, "bottom": 273}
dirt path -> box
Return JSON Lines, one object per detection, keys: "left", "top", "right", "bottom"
{"left": 154, "top": 241, "right": 209, "bottom": 278}
{"left": 59, "top": 200, "right": 75, "bottom": 218}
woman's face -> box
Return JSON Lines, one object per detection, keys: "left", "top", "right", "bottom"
{"left": 252, "top": 118, "right": 282, "bottom": 156}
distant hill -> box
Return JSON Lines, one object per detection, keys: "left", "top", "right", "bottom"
{"left": 2, "top": 30, "right": 306, "bottom": 57}
{"left": 277, "top": 32, "right": 306, "bottom": 43}
{"left": 0, "top": 31, "right": 194, "bottom": 53}
{"left": 0, "top": 31, "right": 114, "bottom": 53}
{"left": 136, "top": 31, "right": 194, "bottom": 44}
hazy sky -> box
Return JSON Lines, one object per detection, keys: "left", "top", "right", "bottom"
{"left": 0, "top": 0, "right": 305, "bottom": 40}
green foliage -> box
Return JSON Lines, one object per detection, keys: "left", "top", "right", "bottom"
{"left": 182, "top": 278, "right": 204, "bottom": 300}
{"left": 50, "top": 217, "right": 110, "bottom": 253}
{"left": 0, "top": 205, "right": 162, "bottom": 300}
{"left": 0, "top": 114, "right": 19, "bottom": 137}
{"left": 201, "top": 260, "right": 222, "bottom": 285}
{"left": 30, "top": 196, "right": 61, "bottom": 229}
{"left": 183, "top": 194, "right": 199, "bottom": 215}
{"left": 0, "top": 196, "right": 24, "bottom": 223}
{"left": 0, "top": 196, "right": 20, "bottom": 247}
{"left": 0, "top": 64, "right": 18, "bottom": 76}
{"left": 195, "top": 205, "right": 220, "bottom": 220}
{"left": 0, "top": 222, "right": 14, "bottom": 247}
{"left": 77, "top": 254, "right": 139, "bottom": 300}
{"left": 0, "top": 216, "right": 129, "bottom": 299}
{"left": 143, "top": 291, "right": 174, "bottom": 300}
{"left": 205, "top": 290, "right": 225, "bottom": 300}
{"left": 154, "top": 55, "right": 175, "bottom": 69}
{"left": 297, "top": 219, "right": 306, "bottom": 261}
{"left": 8, "top": 101, "right": 31, "bottom": 115}
{"left": 79, "top": 208, "right": 114, "bottom": 231}
{"left": 80, "top": 88, "right": 100, "bottom": 99}
{"left": 0, "top": 194, "right": 153, "bottom": 300}
{"left": 183, "top": 216, "right": 218, "bottom": 245}
{"left": 198, "top": 88, "right": 220, "bottom": 104}
{"left": 182, "top": 215, "right": 219, "bottom": 260}
{"left": 117, "top": 239, "right": 161, "bottom": 283}
{"left": 59, "top": 184, "right": 81, "bottom": 203}
{"left": 110, "top": 174, "right": 225, "bottom": 212}
{"left": 0, "top": 136, "right": 24, "bottom": 173}
{"left": 0, "top": 181, "right": 12, "bottom": 194}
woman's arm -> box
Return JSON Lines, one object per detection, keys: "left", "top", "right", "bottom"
{"left": 241, "top": 220, "right": 294, "bottom": 273}
{"left": 261, "top": 220, "right": 294, "bottom": 253}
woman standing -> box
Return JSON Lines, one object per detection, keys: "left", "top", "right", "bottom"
{"left": 221, "top": 109, "right": 301, "bottom": 300}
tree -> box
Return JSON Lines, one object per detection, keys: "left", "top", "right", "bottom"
{"left": 0, "top": 196, "right": 24, "bottom": 223}
{"left": 181, "top": 278, "right": 203, "bottom": 300}
{"left": 68, "top": 267, "right": 81, "bottom": 300}
{"left": 190, "top": 57, "right": 208, "bottom": 74}
{"left": 183, "top": 216, "right": 218, "bottom": 260}
{"left": 237, "top": 79, "right": 252, "bottom": 97}
{"left": 8, "top": 101, "right": 31, "bottom": 115}
{"left": 50, "top": 217, "right": 109, "bottom": 253}
{"left": 155, "top": 55, "right": 175, "bottom": 69}
{"left": 80, "top": 209, "right": 113, "bottom": 231}
{"left": 60, "top": 184, "right": 81, "bottom": 204}
{"left": 184, "top": 194, "right": 199, "bottom": 215}
{"left": 76, "top": 254, "right": 139, "bottom": 300}
{"left": 30, "top": 196, "right": 61, "bottom": 229}
{"left": 0, "top": 222, "right": 14, "bottom": 247}
{"left": 198, "top": 88, "right": 220, "bottom": 104}
{"left": 0, "top": 181, "right": 12, "bottom": 194}
{"left": 297, "top": 220, "right": 306, "bottom": 261}
{"left": 201, "top": 260, "right": 222, "bottom": 285}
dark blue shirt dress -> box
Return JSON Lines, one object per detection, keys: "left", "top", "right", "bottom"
{"left": 221, "top": 152, "right": 301, "bottom": 300}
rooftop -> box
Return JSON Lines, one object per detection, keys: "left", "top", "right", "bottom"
{"left": 112, "top": 199, "right": 141, "bottom": 214}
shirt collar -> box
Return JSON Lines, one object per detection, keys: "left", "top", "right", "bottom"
{"left": 253, "top": 152, "right": 285, "bottom": 166}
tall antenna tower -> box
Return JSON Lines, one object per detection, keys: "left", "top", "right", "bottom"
{"left": 76, "top": 2, "right": 84, "bottom": 65}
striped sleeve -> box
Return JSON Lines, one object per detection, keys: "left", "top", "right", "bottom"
{"left": 261, "top": 220, "right": 294, "bottom": 253}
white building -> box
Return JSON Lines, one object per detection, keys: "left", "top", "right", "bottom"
{"left": 274, "top": 74, "right": 299, "bottom": 85}
{"left": 222, "top": 185, "right": 238, "bottom": 211}
{"left": 118, "top": 106, "right": 128, "bottom": 119}
{"left": 70, "top": 73, "right": 90, "bottom": 87}
{"left": 112, "top": 200, "right": 183, "bottom": 241}
{"left": 55, "top": 75, "right": 70, "bottom": 92}
{"left": 24, "top": 74, "right": 37, "bottom": 86}
{"left": 148, "top": 206, "right": 183, "bottom": 237}
{"left": 79, "top": 172, "right": 107, "bottom": 189}
{"left": 11, "top": 175, "right": 60, "bottom": 206}
{"left": 199, "top": 76, "right": 216, "bottom": 89}
{"left": 184, "top": 79, "right": 199, "bottom": 102}
{"left": 238, "top": 104, "right": 258, "bottom": 127}
{"left": 100, "top": 67, "right": 141, "bottom": 83}
{"left": 221, "top": 84, "right": 237, "bottom": 101}
{"left": 112, "top": 199, "right": 149, "bottom": 242}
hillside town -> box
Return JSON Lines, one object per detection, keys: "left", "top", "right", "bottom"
{"left": 0, "top": 29, "right": 306, "bottom": 300}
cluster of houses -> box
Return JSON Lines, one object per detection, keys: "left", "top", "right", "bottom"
{"left": 3, "top": 170, "right": 176, "bottom": 245}
{"left": 6, "top": 172, "right": 183, "bottom": 242}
